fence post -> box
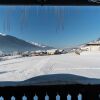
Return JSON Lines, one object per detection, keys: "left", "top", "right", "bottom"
{"left": 78, "top": 93, "right": 82, "bottom": 100}
{"left": 33, "top": 94, "right": 38, "bottom": 100}
{"left": 67, "top": 94, "right": 71, "bottom": 100}
{"left": 22, "top": 95, "right": 27, "bottom": 100}
{"left": 45, "top": 93, "right": 49, "bottom": 100}
{"left": 11, "top": 96, "right": 16, "bottom": 100}
{"left": 56, "top": 94, "right": 60, "bottom": 100}
{"left": 0, "top": 96, "right": 4, "bottom": 100}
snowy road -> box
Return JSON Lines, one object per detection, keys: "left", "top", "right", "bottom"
{"left": 0, "top": 53, "right": 100, "bottom": 81}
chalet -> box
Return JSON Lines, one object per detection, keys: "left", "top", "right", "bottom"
{"left": 47, "top": 49, "right": 57, "bottom": 55}
{"left": 80, "top": 39, "right": 100, "bottom": 52}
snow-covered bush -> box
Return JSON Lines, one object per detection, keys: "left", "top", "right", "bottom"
{"left": 54, "top": 50, "right": 62, "bottom": 54}
{"left": 21, "top": 51, "right": 30, "bottom": 57}
{"left": 75, "top": 49, "right": 81, "bottom": 55}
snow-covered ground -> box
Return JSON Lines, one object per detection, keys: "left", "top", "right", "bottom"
{"left": 0, "top": 52, "right": 100, "bottom": 83}
{"left": 0, "top": 55, "right": 22, "bottom": 61}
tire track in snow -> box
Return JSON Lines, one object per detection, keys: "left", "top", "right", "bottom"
{"left": 22, "top": 56, "right": 51, "bottom": 81}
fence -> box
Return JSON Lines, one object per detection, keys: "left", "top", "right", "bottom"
{"left": 0, "top": 94, "right": 82, "bottom": 100}
{"left": 0, "top": 84, "right": 99, "bottom": 100}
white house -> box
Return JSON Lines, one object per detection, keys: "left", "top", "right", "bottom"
{"left": 47, "top": 49, "right": 57, "bottom": 55}
{"left": 80, "top": 39, "right": 100, "bottom": 52}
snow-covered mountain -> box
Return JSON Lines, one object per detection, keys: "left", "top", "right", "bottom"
{"left": 0, "top": 33, "right": 53, "bottom": 53}
{"left": 31, "top": 42, "right": 47, "bottom": 48}
{"left": 30, "top": 42, "right": 54, "bottom": 50}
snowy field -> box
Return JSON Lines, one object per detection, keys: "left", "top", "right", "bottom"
{"left": 0, "top": 52, "right": 100, "bottom": 84}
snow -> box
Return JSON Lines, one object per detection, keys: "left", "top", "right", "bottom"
{"left": 0, "top": 33, "right": 6, "bottom": 36}
{"left": 0, "top": 53, "right": 100, "bottom": 83}
{"left": 80, "top": 51, "right": 100, "bottom": 55}
{"left": 0, "top": 55, "right": 22, "bottom": 61}
{"left": 31, "top": 42, "right": 46, "bottom": 48}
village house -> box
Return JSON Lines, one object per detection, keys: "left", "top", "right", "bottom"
{"left": 80, "top": 39, "right": 100, "bottom": 52}
{"left": 46, "top": 49, "right": 63, "bottom": 55}
{"left": 47, "top": 49, "right": 57, "bottom": 55}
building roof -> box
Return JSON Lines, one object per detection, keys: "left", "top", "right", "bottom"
{"left": 86, "top": 43, "right": 100, "bottom": 45}
{"left": 86, "top": 39, "right": 100, "bottom": 45}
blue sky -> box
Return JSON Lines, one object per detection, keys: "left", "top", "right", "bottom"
{"left": 0, "top": 6, "right": 100, "bottom": 48}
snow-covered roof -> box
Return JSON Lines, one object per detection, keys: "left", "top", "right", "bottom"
{"left": 86, "top": 39, "right": 100, "bottom": 45}
{"left": 47, "top": 49, "right": 57, "bottom": 52}
{"left": 87, "top": 43, "right": 100, "bottom": 45}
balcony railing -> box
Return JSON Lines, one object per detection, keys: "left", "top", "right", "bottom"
{"left": 0, "top": 84, "right": 99, "bottom": 100}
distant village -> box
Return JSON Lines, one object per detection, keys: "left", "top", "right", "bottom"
{"left": 0, "top": 49, "right": 68, "bottom": 58}
{"left": 0, "top": 38, "right": 100, "bottom": 61}
{"left": 21, "top": 49, "right": 66, "bottom": 57}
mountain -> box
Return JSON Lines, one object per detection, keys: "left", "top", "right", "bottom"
{"left": 0, "top": 33, "right": 53, "bottom": 53}
{"left": 31, "top": 42, "right": 47, "bottom": 48}
{"left": 30, "top": 42, "right": 54, "bottom": 50}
